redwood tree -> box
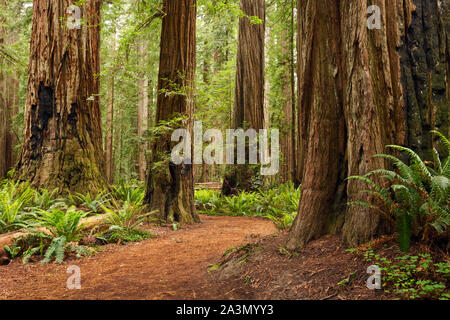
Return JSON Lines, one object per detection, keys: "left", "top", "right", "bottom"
{"left": 137, "top": 40, "right": 149, "bottom": 181}
{"left": 144, "top": 0, "right": 200, "bottom": 224}
{"left": 0, "top": 8, "right": 7, "bottom": 179}
{"left": 16, "top": 0, "right": 105, "bottom": 194}
{"left": 287, "top": 0, "right": 448, "bottom": 249}
{"left": 0, "top": 1, "right": 17, "bottom": 179}
{"left": 222, "top": 0, "right": 265, "bottom": 195}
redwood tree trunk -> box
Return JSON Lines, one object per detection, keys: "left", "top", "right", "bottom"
{"left": 16, "top": 0, "right": 105, "bottom": 194}
{"left": 279, "top": 29, "right": 295, "bottom": 184}
{"left": 399, "top": 0, "right": 449, "bottom": 156}
{"left": 0, "top": 12, "right": 7, "bottom": 179}
{"left": 137, "top": 40, "right": 149, "bottom": 181}
{"left": 287, "top": 0, "right": 447, "bottom": 249}
{"left": 105, "top": 73, "right": 114, "bottom": 184}
{"left": 144, "top": 0, "right": 199, "bottom": 224}
{"left": 0, "top": 3, "right": 16, "bottom": 179}
{"left": 286, "top": 0, "right": 346, "bottom": 249}
{"left": 222, "top": 0, "right": 265, "bottom": 195}
{"left": 105, "top": 31, "right": 116, "bottom": 185}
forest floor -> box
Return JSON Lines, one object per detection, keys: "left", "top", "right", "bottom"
{"left": 0, "top": 215, "right": 386, "bottom": 300}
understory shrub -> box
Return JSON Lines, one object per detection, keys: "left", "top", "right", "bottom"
{"left": 1, "top": 180, "right": 157, "bottom": 263}
{"left": 111, "top": 180, "right": 146, "bottom": 207}
{"left": 99, "top": 200, "right": 155, "bottom": 244}
{"left": 347, "top": 130, "right": 449, "bottom": 252}
{"left": 6, "top": 207, "right": 94, "bottom": 264}
{"left": 195, "top": 182, "right": 301, "bottom": 229}
{"left": 0, "top": 180, "right": 36, "bottom": 234}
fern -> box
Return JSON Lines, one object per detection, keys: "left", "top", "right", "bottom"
{"left": 397, "top": 211, "right": 412, "bottom": 252}
{"left": 347, "top": 130, "right": 449, "bottom": 252}
{"left": 43, "top": 236, "right": 67, "bottom": 264}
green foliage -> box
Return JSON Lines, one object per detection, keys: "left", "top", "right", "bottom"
{"left": 102, "top": 228, "right": 154, "bottom": 245}
{"left": 100, "top": 200, "right": 155, "bottom": 244}
{"left": 194, "top": 189, "right": 223, "bottom": 211}
{"left": 0, "top": 180, "right": 35, "bottom": 234}
{"left": 69, "top": 191, "right": 111, "bottom": 213}
{"left": 347, "top": 131, "right": 449, "bottom": 252}
{"left": 4, "top": 243, "right": 21, "bottom": 259}
{"left": 111, "top": 181, "right": 145, "bottom": 207}
{"left": 5, "top": 207, "right": 92, "bottom": 264}
{"left": 34, "top": 207, "right": 88, "bottom": 243}
{"left": 350, "top": 247, "right": 449, "bottom": 300}
{"left": 30, "top": 188, "right": 64, "bottom": 211}
{"left": 194, "top": 182, "right": 301, "bottom": 230}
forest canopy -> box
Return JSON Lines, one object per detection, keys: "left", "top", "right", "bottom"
{"left": 0, "top": 0, "right": 448, "bottom": 302}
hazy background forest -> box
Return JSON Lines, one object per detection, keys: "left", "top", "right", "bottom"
{"left": 0, "top": 0, "right": 296, "bottom": 183}
{"left": 0, "top": 0, "right": 448, "bottom": 301}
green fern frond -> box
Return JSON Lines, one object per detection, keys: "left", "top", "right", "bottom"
{"left": 386, "top": 145, "right": 432, "bottom": 180}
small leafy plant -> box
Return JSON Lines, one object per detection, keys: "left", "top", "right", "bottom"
{"left": 111, "top": 181, "right": 146, "bottom": 207}
{"left": 30, "top": 188, "right": 64, "bottom": 211}
{"left": 348, "top": 246, "right": 449, "bottom": 300}
{"left": 100, "top": 201, "right": 155, "bottom": 244}
{"left": 70, "top": 191, "right": 111, "bottom": 213}
{"left": 194, "top": 182, "right": 301, "bottom": 230}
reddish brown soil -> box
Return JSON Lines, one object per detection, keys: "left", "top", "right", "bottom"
{"left": 0, "top": 214, "right": 421, "bottom": 300}
{"left": 0, "top": 215, "right": 277, "bottom": 300}
{"left": 207, "top": 232, "right": 391, "bottom": 300}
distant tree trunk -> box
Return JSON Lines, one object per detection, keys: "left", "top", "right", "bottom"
{"left": 222, "top": 0, "right": 265, "bottom": 195}
{"left": 137, "top": 41, "right": 149, "bottom": 181}
{"left": 3, "top": 73, "right": 17, "bottom": 176}
{"left": 114, "top": 104, "right": 123, "bottom": 182}
{"left": 105, "top": 31, "right": 116, "bottom": 185}
{"left": 0, "top": 5, "right": 18, "bottom": 179}
{"left": 148, "top": 79, "right": 154, "bottom": 128}
{"left": 144, "top": 0, "right": 200, "bottom": 224}
{"left": 16, "top": 0, "right": 105, "bottom": 194}
{"left": 105, "top": 73, "right": 114, "bottom": 184}
{"left": 200, "top": 40, "right": 211, "bottom": 183}
{"left": 0, "top": 13, "right": 7, "bottom": 179}
{"left": 290, "top": 1, "right": 298, "bottom": 187}
{"left": 286, "top": 0, "right": 447, "bottom": 249}
{"left": 279, "top": 29, "right": 295, "bottom": 184}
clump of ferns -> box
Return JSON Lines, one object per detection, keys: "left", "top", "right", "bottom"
{"left": 347, "top": 130, "right": 449, "bottom": 252}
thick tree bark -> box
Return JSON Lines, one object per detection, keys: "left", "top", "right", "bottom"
{"left": 222, "top": 0, "right": 265, "bottom": 195}
{"left": 399, "top": 0, "right": 449, "bottom": 156}
{"left": 15, "top": 0, "right": 105, "bottom": 194}
{"left": 287, "top": 0, "right": 447, "bottom": 249}
{"left": 233, "top": 0, "right": 265, "bottom": 131}
{"left": 286, "top": 0, "right": 346, "bottom": 249}
{"left": 144, "top": 0, "right": 199, "bottom": 224}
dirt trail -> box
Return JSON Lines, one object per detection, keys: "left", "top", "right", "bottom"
{"left": 0, "top": 215, "right": 277, "bottom": 300}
